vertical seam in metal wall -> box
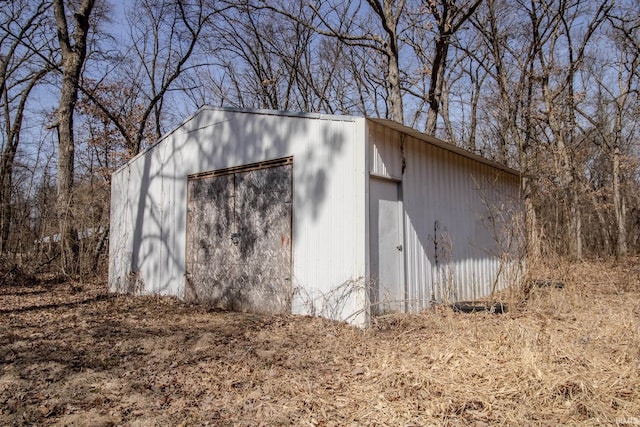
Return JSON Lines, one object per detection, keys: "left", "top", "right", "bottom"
{"left": 398, "top": 180, "right": 407, "bottom": 313}
{"left": 289, "top": 159, "right": 294, "bottom": 310}
{"left": 184, "top": 176, "right": 190, "bottom": 299}
{"left": 364, "top": 120, "right": 371, "bottom": 323}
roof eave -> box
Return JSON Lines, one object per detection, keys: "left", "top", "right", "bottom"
{"left": 367, "top": 118, "right": 521, "bottom": 177}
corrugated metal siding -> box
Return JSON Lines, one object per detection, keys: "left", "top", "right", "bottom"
{"left": 367, "top": 121, "right": 523, "bottom": 311}
{"left": 110, "top": 108, "right": 521, "bottom": 325}
{"left": 108, "top": 165, "right": 131, "bottom": 292}
{"left": 369, "top": 122, "right": 403, "bottom": 179}
{"left": 109, "top": 108, "right": 368, "bottom": 325}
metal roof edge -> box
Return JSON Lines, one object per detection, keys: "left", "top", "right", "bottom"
{"left": 198, "top": 105, "right": 360, "bottom": 122}
{"left": 112, "top": 106, "right": 359, "bottom": 176}
{"left": 111, "top": 107, "right": 520, "bottom": 178}
{"left": 366, "top": 117, "right": 521, "bottom": 177}
{"left": 112, "top": 106, "right": 210, "bottom": 175}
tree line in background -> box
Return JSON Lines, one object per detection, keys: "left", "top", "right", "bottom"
{"left": 0, "top": 0, "right": 638, "bottom": 278}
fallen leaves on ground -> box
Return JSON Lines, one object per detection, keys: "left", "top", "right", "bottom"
{"left": 1, "top": 260, "right": 639, "bottom": 426}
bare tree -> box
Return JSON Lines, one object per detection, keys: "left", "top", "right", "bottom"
{"left": 362, "top": 0, "right": 407, "bottom": 122}
{"left": 52, "top": 0, "right": 96, "bottom": 273}
{"left": 466, "top": 0, "right": 614, "bottom": 258}
{"left": 534, "top": 0, "right": 612, "bottom": 258}
{"left": 190, "top": 2, "right": 359, "bottom": 116}
{"left": 80, "top": 0, "right": 224, "bottom": 157}
{"left": 208, "top": 2, "right": 315, "bottom": 110}
{"left": 408, "top": 0, "right": 482, "bottom": 135}
{"left": 609, "top": 1, "right": 639, "bottom": 256}
{"left": 573, "top": 1, "right": 640, "bottom": 256}
{"left": 1, "top": 0, "right": 637, "bottom": 269}
{"left": 0, "top": 0, "right": 53, "bottom": 254}
{"left": 461, "top": 0, "right": 544, "bottom": 256}
{"left": 254, "top": 0, "right": 408, "bottom": 123}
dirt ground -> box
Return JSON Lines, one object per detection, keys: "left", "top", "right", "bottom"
{"left": 1, "top": 260, "right": 640, "bottom": 426}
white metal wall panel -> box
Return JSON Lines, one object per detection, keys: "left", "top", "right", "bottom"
{"left": 109, "top": 108, "right": 368, "bottom": 325}
{"left": 368, "top": 123, "right": 523, "bottom": 311}
{"left": 110, "top": 108, "right": 521, "bottom": 325}
{"left": 108, "top": 164, "right": 131, "bottom": 292}
{"left": 369, "top": 122, "right": 403, "bottom": 179}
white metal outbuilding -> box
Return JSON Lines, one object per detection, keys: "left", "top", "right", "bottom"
{"left": 109, "top": 107, "right": 524, "bottom": 326}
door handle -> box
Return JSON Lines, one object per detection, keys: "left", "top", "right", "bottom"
{"left": 230, "top": 232, "right": 240, "bottom": 245}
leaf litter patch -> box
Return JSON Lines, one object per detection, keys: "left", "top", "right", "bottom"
{"left": 1, "top": 261, "right": 640, "bottom": 425}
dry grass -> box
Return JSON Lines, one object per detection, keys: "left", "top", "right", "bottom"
{"left": 1, "top": 259, "right": 639, "bottom": 426}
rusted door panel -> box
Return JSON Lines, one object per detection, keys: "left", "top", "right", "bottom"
{"left": 185, "top": 164, "right": 292, "bottom": 314}
{"left": 234, "top": 165, "right": 293, "bottom": 313}
{"left": 185, "top": 174, "right": 235, "bottom": 301}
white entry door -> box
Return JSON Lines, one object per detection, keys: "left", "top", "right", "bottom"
{"left": 369, "top": 178, "right": 405, "bottom": 315}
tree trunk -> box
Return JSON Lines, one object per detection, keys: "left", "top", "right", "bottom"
{"left": 541, "top": 77, "right": 582, "bottom": 258}
{"left": 387, "top": 43, "right": 403, "bottom": 123}
{"left": 53, "top": 0, "right": 95, "bottom": 274}
{"left": 588, "top": 187, "right": 612, "bottom": 255}
{"left": 425, "top": 36, "right": 448, "bottom": 135}
{"left": 0, "top": 146, "right": 15, "bottom": 253}
{"left": 524, "top": 191, "right": 540, "bottom": 260}
{"left": 425, "top": 0, "right": 482, "bottom": 136}
{"left": 612, "top": 147, "right": 627, "bottom": 256}
{"left": 56, "top": 73, "right": 80, "bottom": 272}
{"left": 571, "top": 184, "right": 583, "bottom": 259}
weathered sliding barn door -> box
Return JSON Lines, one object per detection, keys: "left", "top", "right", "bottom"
{"left": 185, "top": 159, "right": 293, "bottom": 314}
